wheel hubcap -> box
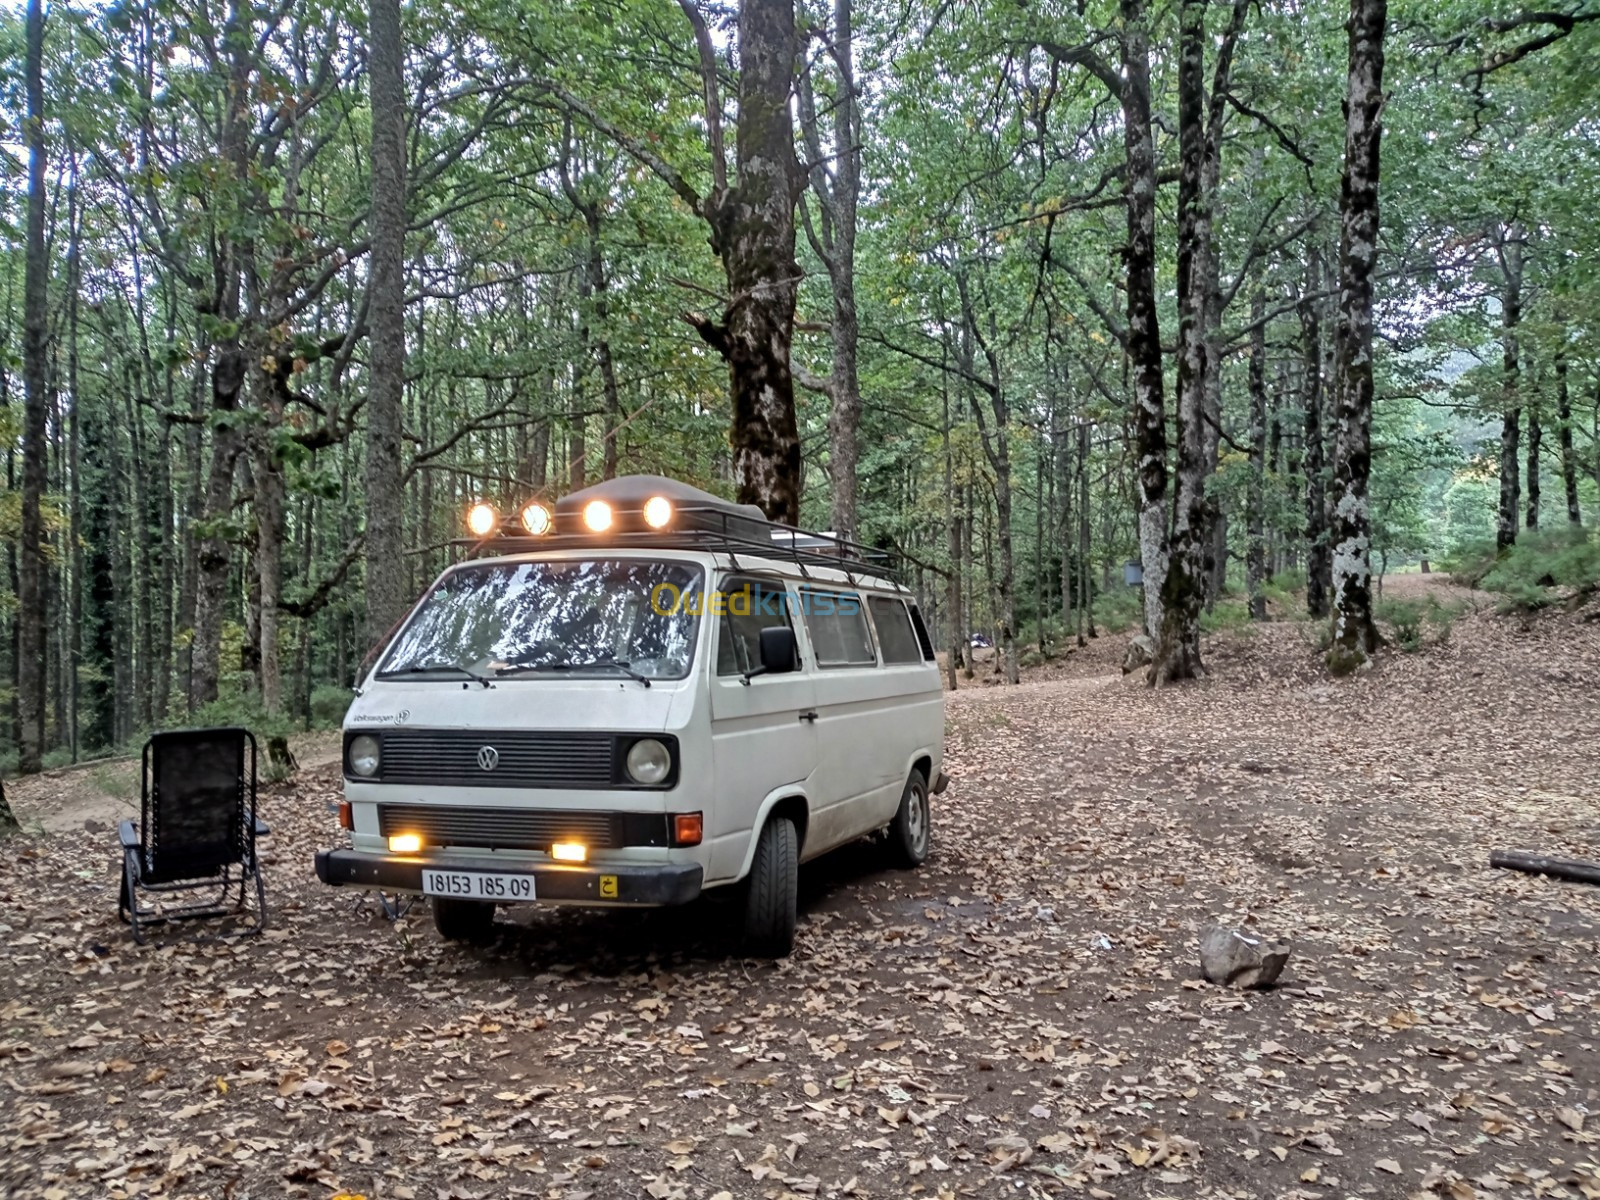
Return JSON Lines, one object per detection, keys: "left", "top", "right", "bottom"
{"left": 907, "top": 786, "right": 929, "bottom": 852}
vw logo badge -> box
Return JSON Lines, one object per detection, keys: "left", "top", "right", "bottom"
{"left": 476, "top": 745, "right": 500, "bottom": 772}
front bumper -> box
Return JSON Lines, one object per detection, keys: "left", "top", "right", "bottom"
{"left": 314, "top": 849, "right": 704, "bottom": 906}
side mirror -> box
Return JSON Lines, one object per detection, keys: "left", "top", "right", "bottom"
{"left": 743, "top": 626, "right": 798, "bottom": 683}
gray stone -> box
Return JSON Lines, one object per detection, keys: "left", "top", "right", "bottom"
{"left": 1122, "top": 634, "right": 1156, "bottom": 675}
{"left": 1199, "top": 926, "right": 1291, "bottom": 989}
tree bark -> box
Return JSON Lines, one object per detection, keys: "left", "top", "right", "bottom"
{"left": 1152, "top": 0, "right": 1210, "bottom": 683}
{"left": 18, "top": 0, "right": 49, "bottom": 771}
{"left": 1327, "top": 0, "right": 1388, "bottom": 673}
{"left": 1120, "top": 0, "right": 1169, "bottom": 648}
{"left": 797, "top": 0, "right": 863, "bottom": 538}
{"left": 1526, "top": 400, "right": 1541, "bottom": 531}
{"left": 1555, "top": 348, "right": 1581, "bottom": 524}
{"left": 364, "top": 0, "right": 408, "bottom": 651}
{"left": 1301, "top": 244, "right": 1332, "bottom": 617}
{"left": 1246, "top": 287, "right": 1268, "bottom": 621}
{"left": 1495, "top": 225, "right": 1523, "bottom": 552}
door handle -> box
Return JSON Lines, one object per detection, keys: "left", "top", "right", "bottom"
{"left": 798, "top": 710, "right": 818, "bottom": 723}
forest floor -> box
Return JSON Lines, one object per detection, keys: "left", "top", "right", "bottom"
{"left": 4, "top": 574, "right": 1600, "bottom": 1200}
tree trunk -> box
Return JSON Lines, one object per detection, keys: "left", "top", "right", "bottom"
{"left": 1495, "top": 226, "right": 1523, "bottom": 552}
{"left": 1327, "top": 0, "right": 1388, "bottom": 673}
{"left": 805, "top": 0, "right": 863, "bottom": 539}
{"left": 1120, "top": 0, "right": 1169, "bottom": 648}
{"left": 1078, "top": 421, "right": 1093, "bottom": 643}
{"left": 1301, "top": 244, "right": 1332, "bottom": 617}
{"left": 1555, "top": 349, "right": 1580, "bottom": 525}
{"left": 1246, "top": 287, "right": 1268, "bottom": 621}
{"left": 1526, "top": 399, "right": 1541, "bottom": 531}
{"left": 364, "top": 0, "right": 409, "bottom": 650}
{"left": 942, "top": 375, "right": 960, "bottom": 690}
{"left": 18, "top": 0, "right": 49, "bottom": 772}
{"left": 1153, "top": 0, "right": 1210, "bottom": 683}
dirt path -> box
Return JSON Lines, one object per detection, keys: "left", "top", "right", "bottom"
{"left": 2, "top": 602, "right": 1598, "bottom": 1200}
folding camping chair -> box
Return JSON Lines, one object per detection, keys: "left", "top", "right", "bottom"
{"left": 118, "top": 727, "right": 269, "bottom": 944}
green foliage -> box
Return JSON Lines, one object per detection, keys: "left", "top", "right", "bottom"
{"left": 310, "top": 685, "right": 352, "bottom": 728}
{"left": 1479, "top": 528, "right": 1600, "bottom": 611}
{"left": 1093, "top": 587, "right": 1145, "bottom": 636}
{"left": 1442, "top": 537, "right": 1503, "bottom": 588}
{"left": 1376, "top": 593, "right": 1468, "bottom": 651}
{"left": 1200, "top": 600, "right": 1255, "bottom": 634}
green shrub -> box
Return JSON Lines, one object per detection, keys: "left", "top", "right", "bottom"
{"left": 1200, "top": 599, "right": 1255, "bottom": 633}
{"left": 311, "top": 685, "right": 353, "bottom": 728}
{"left": 1479, "top": 528, "right": 1600, "bottom": 610}
{"left": 1376, "top": 593, "right": 1468, "bottom": 651}
{"left": 1093, "top": 586, "right": 1144, "bottom": 634}
{"left": 1442, "top": 536, "right": 1504, "bottom": 588}
{"left": 1018, "top": 647, "right": 1047, "bottom": 670}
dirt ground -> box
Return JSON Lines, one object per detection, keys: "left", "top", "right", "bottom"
{"left": 3, "top": 576, "right": 1599, "bottom": 1200}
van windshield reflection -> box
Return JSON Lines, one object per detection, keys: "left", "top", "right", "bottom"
{"left": 379, "top": 559, "right": 705, "bottom": 682}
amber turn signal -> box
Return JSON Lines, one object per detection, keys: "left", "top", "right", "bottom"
{"left": 337, "top": 801, "right": 353, "bottom": 830}
{"left": 672, "top": 812, "right": 703, "bottom": 847}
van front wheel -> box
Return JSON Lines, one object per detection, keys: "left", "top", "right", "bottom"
{"left": 886, "top": 770, "right": 931, "bottom": 867}
{"left": 742, "top": 815, "right": 799, "bottom": 957}
{"left": 432, "top": 897, "right": 497, "bottom": 944}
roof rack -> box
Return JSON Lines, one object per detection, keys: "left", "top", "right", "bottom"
{"left": 446, "top": 475, "right": 902, "bottom": 586}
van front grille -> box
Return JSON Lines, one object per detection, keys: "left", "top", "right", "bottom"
{"left": 379, "top": 730, "right": 616, "bottom": 788}
{"left": 378, "top": 803, "right": 669, "bottom": 851}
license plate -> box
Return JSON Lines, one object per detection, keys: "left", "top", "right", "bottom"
{"left": 421, "top": 869, "right": 536, "bottom": 901}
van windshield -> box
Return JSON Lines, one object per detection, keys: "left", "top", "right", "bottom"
{"left": 380, "top": 559, "right": 705, "bottom": 682}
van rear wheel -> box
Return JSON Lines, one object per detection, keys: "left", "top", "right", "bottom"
{"left": 742, "top": 815, "right": 799, "bottom": 958}
{"left": 432, "top": 897, "right": 497, "bottom": 944}
{"left": 886, "top": 770, "right": 931, "bottom": 867}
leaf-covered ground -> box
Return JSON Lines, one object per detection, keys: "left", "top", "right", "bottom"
{"left": 4, "top": 577, "right": 1599, "bottom": 1200}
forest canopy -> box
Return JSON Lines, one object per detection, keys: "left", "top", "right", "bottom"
{"left": 0, "top": 0, "right": 1596, "bottom": 771}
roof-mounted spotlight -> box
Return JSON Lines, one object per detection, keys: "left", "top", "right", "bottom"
{"left": 467, "top": 502, "right": 498, "bottom": 537}
{"left": 521, "top": 502, "right": 553, "bottom": 535}
{"left": 582, "top": 500, "right": 613, "bottom": 533}
{"left": 642, "top": 495, "right": 673, "bottom": 529}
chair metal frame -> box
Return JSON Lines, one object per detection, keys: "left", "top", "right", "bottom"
{"left": 118, "top": 727, "right": 269, "bottom": 944}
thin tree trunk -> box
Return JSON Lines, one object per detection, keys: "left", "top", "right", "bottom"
{"left": 1526, "top": 398, "right": 1541, "bottom": 531}
{"left": 18, "top": 0, "right": 49, "bottom": 771}
{"left": 1555, "top": 349, "right": 1580, "bottom": 525}
{"left": 364, "top": 0, "right": 408, "bottom": 649}
{"left": 1327, "top": 0, "right": 1388, "bottom": 672}
{"left": 942, "top": 370, "right": 959, "bottom": 690}
{"left": 1246, "top": 287, "right": 1268, "bottom": 620}
{"left": 1495, "top": 225, "right": 1523, "bottom": 552}
{"left": 1078, "top": 420, "right": 1093, "bottom": 643}
{"left": 1301, "top": 244, "right": 1331, "bottom": 616}
{"left": 1120, "top": 0, "right": 1169, "bottom": 648}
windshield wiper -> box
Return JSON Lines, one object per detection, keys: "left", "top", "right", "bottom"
{"left": 495, "top": 657, "right": 651, "bottom": 687}
{"left": 379, "top": 663, "right": 493, "bottom": 688}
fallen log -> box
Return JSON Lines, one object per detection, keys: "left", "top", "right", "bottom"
{"left": 1490, "top": 850, "right": 1600, "bottom": 887}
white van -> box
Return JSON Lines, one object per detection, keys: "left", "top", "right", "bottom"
{"left": 315, "top": 475, "right": 946, "bottom": 956}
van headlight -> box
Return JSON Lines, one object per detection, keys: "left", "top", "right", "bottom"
{"left": 348, "top": 734, "right": 381, "bottom": 777}
{"left": 625, "top": 738, "right": 671, "bottom": 785}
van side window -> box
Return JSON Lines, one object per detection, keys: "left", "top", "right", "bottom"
{"left": 800, "top": 588, "right": 876, "bottom": 667}
{"left": 907, "top": 603, "right": 936, "bottom": 661}
{"left": 869, "top": 596, "right": 922, "bottom": 664}
{"left": 716, "top": 578, "right": 795, "bottom": 676}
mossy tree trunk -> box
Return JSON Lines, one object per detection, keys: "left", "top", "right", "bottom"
{"left": 1327, "top": 0, "right": 1388, "bottom": 674}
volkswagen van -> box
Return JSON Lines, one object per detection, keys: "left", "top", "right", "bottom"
{"left": 314, "top": 475, "right": 946, "bottom": 956}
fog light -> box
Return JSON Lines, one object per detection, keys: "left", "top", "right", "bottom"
{"left": 672, "top": 812, "right": 703, "bottom": 847}
{"left": 582, "top": 500, "right": 613, "bottom": 532}
{"left": 643, "top": 495, "right": 673, "bottom": 529}
{"left": 467, "top": 502, "right": 498, "bottom": 537}
{"left": 551, "top": 842, "right": 587, "bottom": 863}
{"left": 388, "top": 833, "right": 423, "bottom": 854}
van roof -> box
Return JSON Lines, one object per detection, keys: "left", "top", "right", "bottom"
{"left": 459, "top": 544, "right": 910, "bottom": 594}
{"left": 456, "top": 474, "right": 906, "bottom": 588}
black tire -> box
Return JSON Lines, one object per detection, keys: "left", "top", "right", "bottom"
{"left": 432, "top": 897, "right": 497, "bottom": 944}
{"left": 886, "top": 769, "right": 932, "bottom": 868}
{"left": 742, "top": 815, "right": 799, "bottom": 957}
